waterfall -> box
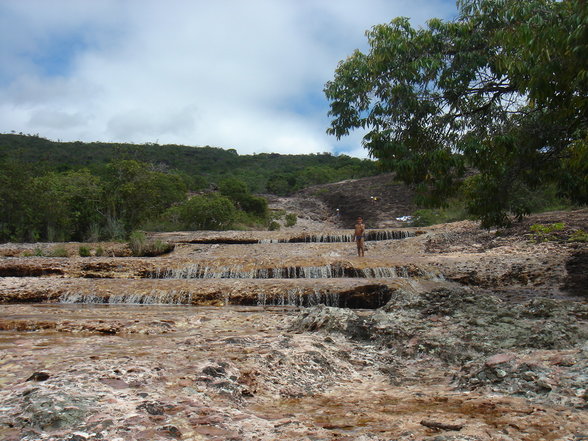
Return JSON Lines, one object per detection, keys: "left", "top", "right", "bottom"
{"left": 59, "top": 285, "right": 394, "bottom": 308}
{"left": 280, "top": 230, "right": 415, "bottom": 243}
{"left": 59, "top": 290, "right": 194, "bottom": 305}
{"left": 256, "top": 288, "right": 341, "bottom": 307}
{"left": 153, "top": 264, "right": 439, "bottom": 280}
{"left": 149, "top": 263, "right": 441, "bottom": 280}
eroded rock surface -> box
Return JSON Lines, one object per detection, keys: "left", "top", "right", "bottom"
{"left": 0, "top": 209, "right": 587, "bottom": 440}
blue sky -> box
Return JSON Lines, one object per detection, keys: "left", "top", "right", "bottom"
{"left": 0, "top": 0, "right": 457, "bottom": 157}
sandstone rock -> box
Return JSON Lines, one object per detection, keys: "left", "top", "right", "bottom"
{"left": 289, "top": 305, "right": 368, "bottom": 339}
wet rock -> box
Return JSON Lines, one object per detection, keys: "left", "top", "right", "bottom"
{"left": 289, "top": 304, "right": 368, "bottom": 339}
{"left": 457, "top": 347, "right": 588, "bottom": 407}
{"left": 295, "top": 286, "right": 588, "bottom": 366}
{"left": 25, "top": 372, "right": 50, "bottom": 382}
{"left": 11, "top": 388, "right": 95, "bottom": 431}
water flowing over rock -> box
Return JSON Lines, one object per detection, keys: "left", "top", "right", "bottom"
{"left": 150, "top": 262, "right": 438, "bottom": 280}
{"left": 1, "top": 209, "right": 587, "bottom": 440}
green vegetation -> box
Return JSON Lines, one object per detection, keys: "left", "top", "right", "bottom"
{"left": 128, "top": 231, "right": 174, "bottom": 257}
{"left": 411, "top": 206, "right": 469, "bottom": 227}
{"left": 0, "top": 133, "right": 379, "bottom": 195}
{"left": 325, "top": 0, "right": 587, "bottom": 227}
{"left": 529, "top": 222, "right": 565, "bottom": 243}
{"left": 528, "top": 222, "right": 588, "bottom": 243}
{"left": 0, "top": 133, "right": 381, "bottom": 242}
{"left": 78, "top": 246, "right": 91, "bottom": 257}
{"left": 48, "top": 246, "right": 69, "bottom": 257}
{"left": 569, "top": 229, "right": 588, "bottom": 243}
{"left": 285, "top": 213, "right": 298, "bottom": 227}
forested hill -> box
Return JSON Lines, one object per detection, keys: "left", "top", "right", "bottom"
{"left": 0, "top": 134, "right": 379, "bottom": 194}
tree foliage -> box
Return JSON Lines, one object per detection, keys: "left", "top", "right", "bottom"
{"left": 166, "top": 194, "right": 237, "bottom": 231}
{"left": 325, "top": 0, "right": 587, "bottom": 226}
{"left": 0, "top": 134, "right": 380, "bottom": 195}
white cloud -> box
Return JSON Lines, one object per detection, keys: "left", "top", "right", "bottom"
{"left": 0, "top": 0, "right": 457, "bottom": 156}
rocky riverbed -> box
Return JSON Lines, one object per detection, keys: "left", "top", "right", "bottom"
{"left": 0, "top": 209, "right": 587, "bottom": 440}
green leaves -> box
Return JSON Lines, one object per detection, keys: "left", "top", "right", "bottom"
{"left": 325, "top": 0, "right": 588, "bottom": 227}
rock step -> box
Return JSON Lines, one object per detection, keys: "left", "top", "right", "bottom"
{"left": 151, "top": 229, "right": 422, "bottom": 244}
{"left": 0, "top": 277, "right": 447, "bottom": 308}
{"left": 151, "top": 263, "right": 442, "bottom": 280}
{"left": 0, "top": 258, "right": 443, "bottom": 281}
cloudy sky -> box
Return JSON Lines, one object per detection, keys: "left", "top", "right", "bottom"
{"left": 0, "top": 0, "right": 457, "bottom": 157}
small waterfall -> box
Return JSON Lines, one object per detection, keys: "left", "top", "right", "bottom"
{"left": 149, "top": 263, "right": 441, "bottom": 280}
{"left": 59, "top": 290, "right": 194, "bottom": 305}
{"left": 59, "top": 285, "right": 394, "bottom": 308}
{"left": 256, "top": 288, "right": 341, "bottom": 307}
{"left": 263, "top": 230, "right": 415, "bottom": 244}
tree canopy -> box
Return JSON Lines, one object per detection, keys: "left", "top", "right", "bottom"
{"left": 325, "top": 0, "right": 587, "bottom": 226}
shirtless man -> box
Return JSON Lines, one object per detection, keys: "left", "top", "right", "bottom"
{"left": 354, "top": 216, "right": 365, "bottom": 257}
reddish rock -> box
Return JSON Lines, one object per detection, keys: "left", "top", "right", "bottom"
{"left": 485, "top": 353, "right": 517, "bottom": 366}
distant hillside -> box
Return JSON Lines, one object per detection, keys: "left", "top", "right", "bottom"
{"left": 0, "top": 133, "right": 380, "bottom": 193}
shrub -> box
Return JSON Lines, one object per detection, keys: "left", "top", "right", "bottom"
{"left": 171, "top": 194, "right": 237, "bottom": 230}
{"left": 23, "top": 247, "right": 44, "bottom": 257}
{"left": 268, "top": 221, "right": 281, "bottom": 231}
{"left": 128, "top": 230, "right": 174, "bottom": 256}
{"left": 285, "top": 213, "right": 297, "bottom": 227}
{"left": 238, "top": 194, "right": 268, "bottom": 217}
{"left": 95, "top": 246, "right": 105, "bottom": 257}
{"left": 128, "top": 230, "right": 147, "bottom": 255}
{"left": 78, "top": 246, "right": 91, "bottom": 257}
{"left": 48, "top": 246, "right": 69, "bottom": 257}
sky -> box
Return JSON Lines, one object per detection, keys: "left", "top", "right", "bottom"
{"left": 0, "top": 0, "right": 457, "bottom": 157}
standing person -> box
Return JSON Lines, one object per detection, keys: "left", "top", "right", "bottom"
{"left": 354, "top": 216, "right": 365, "bottom": 257}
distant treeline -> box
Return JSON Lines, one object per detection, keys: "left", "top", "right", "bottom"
{"left": 0, "top": 134, "right": 380, "bottom": 242}
{"left": 0, "top": 134, "right": 379, "bottom": 194}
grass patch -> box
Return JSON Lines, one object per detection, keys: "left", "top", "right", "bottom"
{"left": 128, "top": 231, "right": 175, "bottom": 257}
{"left": 411, "top": 201, "right": 469, "bottom": 227}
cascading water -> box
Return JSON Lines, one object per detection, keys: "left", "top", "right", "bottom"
{"left": 60, "top": 290, "right": 195, "bottom": 305}
{"left": 256, "top": 288, "right": 342, "bottom": 307}
{"left": 265, "top": 230, "right": 415, "bottom": 243}
{"left": 149, "top": 263, "right": 443, "bottom": 280}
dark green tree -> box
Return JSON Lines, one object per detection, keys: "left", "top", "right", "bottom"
{"left": 33, "top": 169, "right": 103, "bottom": 241}
{"left": 0, "top": 160, "right": 37, "bottom": 241}
{"left": 219, "top": 177, "right": 268, "bottom": 218}
{"left": 103, "top": 160, "right": 187, "bottom": 236}
{"left": 168, "top": 194, "right": 237, "bottom": 230}
{"left": 325, "top": 0, "right": 587, "bottom": 226}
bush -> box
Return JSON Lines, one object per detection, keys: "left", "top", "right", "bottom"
{"left": 170, "top": 194, "right": 237, "bottom": 230}
{"left": 238, "top": 194, "right": 268, "bottom": 217}
{"left": 79, "top": 246, "right": 91, "bottom": 257}
{"left": 128, "top": 231, "right": 174, "bottom": 256}
{"left": 128, "top": 230, "right": 147, "bottom": 255}
{"left": 140, "top": 240, "right": 174, "bottom": 257}
{"left": 48, "top": 246, "right": 69, "bottom": 257}
{"left": 95, "top": 246, "right": 105, "bottom": 257}
{"left": 268, "top": 221, "right": 281, "bottom": 231}
{"left": 23, "top": 247, "right": 44, "bottom": 257}
{"left": 285, "top": 213, "right": 297, "bottom": 227}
